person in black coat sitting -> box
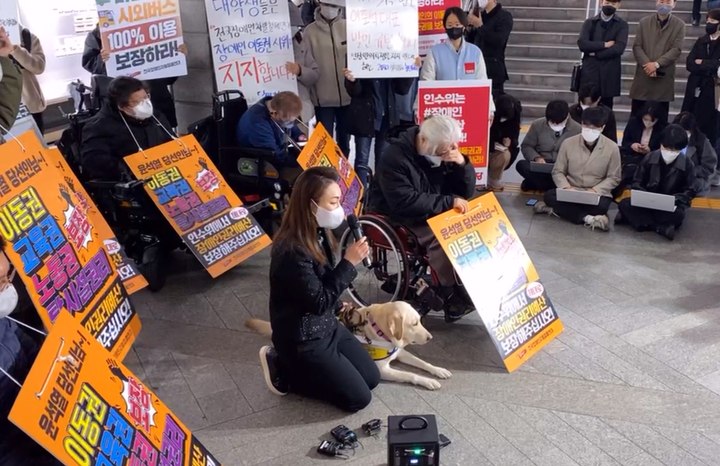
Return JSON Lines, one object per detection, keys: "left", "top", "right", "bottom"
{"left": 616, "top": 124, "right": 697, "bottom": 240}
{"left": 368, "top": 115, "right": 475, "bottom": 321}
{"left": 259, "top": 167, "right": 379, "bottom": 412}
{"left": 673, "top": 111, "right": 718, "bottom": 196}
{"left": 487, "top": 93, "right": 521, "bottom": 190}
{"left": 616, "top": 101, "right": 668, "bottom": 197}
{"left": 569, "top": 83, "right": 618, "bottom": 143}
{"left": 81, "top": 76, "right": 175, "bottom": 180}
{"left": 466, "top": 0, "right": 513, "bottom": 97}
{"left": 343, "top": 69, "right": 415, "bottom": 187}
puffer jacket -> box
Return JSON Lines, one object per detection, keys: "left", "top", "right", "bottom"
{"left": 303, "top": 9, "right": 350, "bottom": 108}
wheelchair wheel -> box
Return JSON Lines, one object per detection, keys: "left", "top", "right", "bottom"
{"left": 339, "top": 216, "right": 409, "bottom": 306}
{"left": 141, "top": 245, "right": 167, "bottom": 292}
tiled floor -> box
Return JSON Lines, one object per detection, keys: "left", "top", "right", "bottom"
{"left": 126, "top": 192, "right": 720, "bottom": 466}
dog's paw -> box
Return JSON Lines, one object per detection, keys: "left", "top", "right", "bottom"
{"left": 418, "top": 377, "right": 442, "bottom": 390}
{"left": 430, "top": 366, "right": 452, "bottom": 379}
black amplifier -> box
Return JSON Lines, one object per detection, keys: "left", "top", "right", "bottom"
{"left": 387, "top": 415, "right": 440, "bottom": 466}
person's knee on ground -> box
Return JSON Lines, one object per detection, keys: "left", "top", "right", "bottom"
{"left": 488, "top": 149, "right": 510, "bottom": 189}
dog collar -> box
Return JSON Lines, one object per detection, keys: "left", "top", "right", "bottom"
{"left": 368, "top": 315, "right": 393, "bottom": 343}
{"left": 354, "top": 335, "right": 398, "bottom": 360}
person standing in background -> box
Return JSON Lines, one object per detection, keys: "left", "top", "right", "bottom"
{"left": 8, "top": 28, "right": 46, "bottom": 134}
{"left": 692, "top": 0, "right": 703, "bottom": 27}
{"left": 287, "top": 1, "right": 320, "bottom": 128}
{"left": 569, "top": 83, "right": 618, "bottom": 143}
{"left": 0, "top": 28, "right": 22, "bottom": 131}
{"left": 576, "top": 0, "right": 627, "bottom": 109}
{"left": 629, "top": 0, "right": 685, "bottom": 123}
{"left": 466, "top": 0, "right": 513, "bottom": 98}
{"left": 301, "top": 0, "right": 320, "bottom": 25}
{"left": 304, "top": 1, "right": 352, "bottom": 156}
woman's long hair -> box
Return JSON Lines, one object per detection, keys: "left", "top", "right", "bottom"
{"left": 273, "top": 166, "right": 340, "bottom": 264}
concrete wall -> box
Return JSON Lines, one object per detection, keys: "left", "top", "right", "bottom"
{"left": 176, "top": 0, "right": 215, "bottom": 133}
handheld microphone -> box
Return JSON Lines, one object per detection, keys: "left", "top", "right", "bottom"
{"left": 347, "top": 214, "right": 372, "bottom": 268}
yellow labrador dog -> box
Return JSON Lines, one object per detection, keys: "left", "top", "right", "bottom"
{"left": 245, "top": 302, "right": 452, "bottom": 390}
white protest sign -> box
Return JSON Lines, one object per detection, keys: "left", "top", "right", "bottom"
{"left": 0, "top": 0, "right": 20, "bottom": 44}
{"left": 96, "top": 0, "right": 188, "bottom": 80}
{"left": 347, "top": 0, "right": 419, "bottom": 78}
{"left": 205, "top": 0, "right": 298, "bottom": 104}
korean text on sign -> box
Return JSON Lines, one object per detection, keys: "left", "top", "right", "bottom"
{"left": 124, "top": 135, "right": 272, "bottom": 277}
{"left": 205, "top": 0, "right": 298, "bottom": 103}
{"left": 347, "top": 0, "right": 420, "bottom": 78}
{"left": 427, "top": 193, "right": 564, "bottom": 371}
{"left": 418, "top": 80, "right": 492, "bottom": 187}
{"left": 0, "top": 132, "right": 141, "bottom": 360}
{"left": 9, "top": 312, "right": 225, "bottom": 466}
{"left": 99, "top": 0, "right": 188, "bottom": 79}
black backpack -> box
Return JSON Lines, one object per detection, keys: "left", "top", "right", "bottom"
{"left": 10, "top": 28, "right": 32, "bottom": 71}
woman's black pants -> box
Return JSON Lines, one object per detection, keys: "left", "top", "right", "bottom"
{"left": 278, "top": 325, "right": 380, "bottom": 412}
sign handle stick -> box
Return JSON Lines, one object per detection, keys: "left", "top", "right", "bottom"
{"left": 0, "top": 124, "right": 26, "bottom": 152}
{"left": 34, "top": 337, "right": 77, "bottom": 399}
{"left": 7, "top": 316, "right": 47, "bottom": 336}
{"left": 0, "top": 365, "right": 21, "bottom": 388}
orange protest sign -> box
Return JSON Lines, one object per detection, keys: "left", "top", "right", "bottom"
{"left": 9, "top": 311, "right": 224, "bottom": 466}
{"left": 124, "top": 135, "right": 271, "bottom": 277}
{"left": 427, "top": 193, "right": 564, "bottom": 372}
{"left": 0, "top": 131, "right": 141, "bottom": 359}
{"left": 297, "top": 123, "right": 364, "bottom": 216}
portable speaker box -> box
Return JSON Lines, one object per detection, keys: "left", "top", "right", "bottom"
{"left": 387, "top": 415, "right": 440, "bottom": 466}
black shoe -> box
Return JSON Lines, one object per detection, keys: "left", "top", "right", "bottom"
{"left": 614, "top": 211, "right": 626, "bottom": 225}
{"left": 657, "top": 224, "right": 676, "bottom": 241}
{"left": 693, "top": 19, "right": 700, "bottom": 27}
{"left": 444, "top": 286, "right": 475, "bottom": 323}
{"left": 259, "top": 346, "right": 288, "bottom": 396}
{"left": 521, "top": 180, "right": 531, "bottom": 192}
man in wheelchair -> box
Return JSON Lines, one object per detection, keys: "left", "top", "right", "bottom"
{"left": 236, "top": 91, "right": 307, "bottom": 182}
{"left": 81, "top": 76, "right": 175, "bottom": 180}
{"left": 368, "top": 115, "right": 476, "bottom": 321}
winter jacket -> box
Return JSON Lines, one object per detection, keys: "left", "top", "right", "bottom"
{"left": 344, "top": 78, "right": 414, "bottom": 137}
{"left": 466, "top": 3, "right": 513, "bottom": 85}
{"left": 569, "top": 103, "right": 618, "bottom": 143}
{"left": 577, "top": 13, "right": 629, "bottom": 99}
{"left": 681, "top": 34, "right": 720, "bottom": 145}
{"left": 0, "top": 57, "right": 22, "bottom": 131}
{"left": 236, "top": 96, "right": 303, "bottom": 162}
{"left": 81, "top": 103, "right": 174, "bottom": 180}
{"left": 368, "top": 126, "right": 475, "bottom": 225}
{"left": 620, "top": 117, "right": 667, "bottom": 165}
{"left": 521, "top": 117, "right": 582, "bottom": 163}
{"left": 293, "top": 32, "right": 320, "bottom": 123}
{"left": 489, "top": 94, "right": 522, "bottom": 167}
{"left": 685, "top": 130, "right": 717, "bottom": 183}
{"left": 269, "top": 230, "right": 356, "bottom": 347}
{"left": 304, "top": 10, "right": 350, "bottom": 107}
{"left": 9, "top": 30, "right": 46, "bottom": 114}
{"left": 632, "top": 150, "right": 697, "bottom": 208}
{"left": 553, "top": 133, "right": 622, "bottom": 197}
{"left": 630, "top": 14, "right": 685, "bottom": 102}
{"left": 82, "top": 27, "right": 179, "bottom": 127}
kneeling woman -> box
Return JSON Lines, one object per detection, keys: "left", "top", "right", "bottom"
{"left": 616, "top": 124, "right": 697, "bottom": 241}
{"left": 259, "top": 167, "right": 380, "bottom": 412}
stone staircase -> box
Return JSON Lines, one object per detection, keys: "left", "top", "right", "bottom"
{"left": 505, "top": 0, "right": 703, "bottom": 121}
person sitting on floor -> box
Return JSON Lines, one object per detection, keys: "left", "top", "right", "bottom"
{"left": 616, "top": 124, "right": 697, "bottom": 240}
{"left": 533, "top": 106, "right": 621, "bottom": 231}
{"left": 569, "top": 83, "right": 618, "bottom": 143}
{"left": 617, "top": 101, "right": 668, "bottom": 197}
{"left": 518, "top": 100, "right": 582, "bottom": 191}
{"left": 672, "top": 111, "right": 717, "bottom": 196}
{"left": 368, "top": 115, "right": 476, "bottom": 321}
{"left": 487, "top": 93, "right": 521, "bottom": 190}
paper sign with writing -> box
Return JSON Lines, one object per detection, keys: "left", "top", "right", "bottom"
{"left": 418, "top": 0, "right": 459, "bottom": 56}
{"left": 0, "top": 0, "right": 20, "bottom": 44}
{"left": 97, "top": 0, "right": 188, "bottom": 80}
{"left": 10, "top": 311, "right": 224, "bottom": 466}
{"left": 297, "top": 123, "right": 364, "bottom": 216}
{"left": 0, "top": 132, "right": 141, "bottom": 359}
{"left": 204, "top": 0, "right": 298, "bottom": 104}
{"left": 427, "top": 193, "right": 564, "bottom": 372}
{"left": 347, "top": 0, "right": 419, "bottom": 78}
{"left": 124, "top": 135, "right": 272, "bottom": 277}
{"left": 418, "top": 80, "right": 491, "bottom": 187}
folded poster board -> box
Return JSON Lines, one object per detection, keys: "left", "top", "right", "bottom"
{"left": 427, "top": 193, "right": 564, "bottom": 371}
{"left": 10, "top": 311, "right": 224, "bottom": 466}
{"left": 124, "top": 135, "right": 272, "bottom": 277}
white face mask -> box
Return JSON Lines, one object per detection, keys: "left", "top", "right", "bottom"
{"left": 313, "top": 202, "right": 345, "bottom": 229}
{"left": 661, "top": 148, "right": 680, "bottom": 164}
{"left": 477, "top": 0, "right": 489, "bottom": 8}
{"left": 580, "top": 103, "right": 590, "bottom": 111}
{"left": 549, "top": 121, "right": 566, "bottom": 132}
{"left": 132, "top": 98, "right": 153, "bottom": 120}
{"left": 643, "top": 119, "right": 656, "bottom": 128}
{"left": 0, "top": 284, "right": 18, "bottom": 319}
{"left": 581, "top": 127, "right": 602, "bottom": 143}
{"left": 423, "top": 155, "right": 443, "bottom": 167}
{"left": 686, "top": 132, "right": 692, "bottom": 140}
{"left": 320, "top": 5, "right": 340, "bottom": 19}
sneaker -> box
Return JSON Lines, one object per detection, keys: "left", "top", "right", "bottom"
{"left": 584, "top": 215, "right": 609, "bottom": 231}
{"left": 711, "top": 171, "right": 720, "bottom": 187}
{"left": 259, "top": 346, "right": 288, "bottom": 396}
{"left": 533, "top": 201, "right": 553, "bottom": 214}
{"left": 657, "top": 224, "right": 676, "bottom": 241}
{"left": 488, "top": 179, "right": 505, "bottom": 191}
{"left": 693, "top": 19, "right": 700, "bottom": 27}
